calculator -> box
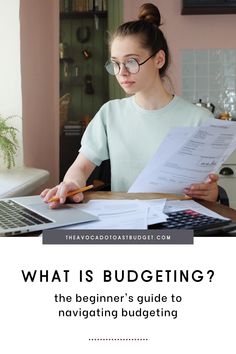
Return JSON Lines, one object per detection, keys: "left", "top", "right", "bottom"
{"left": 153, "top": 209, "right": 232, "bottom": 234}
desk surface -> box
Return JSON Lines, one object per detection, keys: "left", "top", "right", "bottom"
{"left": 84, "top": 191, "right": 236, "bottom": 222}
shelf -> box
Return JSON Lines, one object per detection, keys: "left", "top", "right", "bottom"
{"left": 181, "top": 0, "right": 236, "bottom": 15}
{"left": 60, "top": 57, "right": 74, "bottom": 63}
{"left": 60, "top": 11, "right": 107, "bottom": 19}
{"left": 59, "top": 8, "right": 109, "bottom": 180}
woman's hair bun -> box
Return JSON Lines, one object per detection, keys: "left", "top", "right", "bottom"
{"left": 138, "top": 3, "right": 161, "bottom": 27}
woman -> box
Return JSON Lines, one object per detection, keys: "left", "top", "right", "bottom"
{"left": 42, "top": 3, "right": 219, "bottom": 207}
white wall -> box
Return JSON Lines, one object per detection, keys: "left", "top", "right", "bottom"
{"left": 0, "top": 0, "right": 23, "bottom": 167}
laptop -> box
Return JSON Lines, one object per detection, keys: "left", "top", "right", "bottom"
{"left": 0, "top": 195, "right": 98, "bottom": 236}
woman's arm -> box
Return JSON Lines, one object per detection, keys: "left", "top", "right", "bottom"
{"left": 41, "top": 153, "right": 96, "bottom": 208}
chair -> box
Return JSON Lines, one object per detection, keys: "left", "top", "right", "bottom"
{"left": 89, "top": 160, "right": 111, "bottom": 191}
{"left": 218, "top": 185, "right": 230, "bottom": 206}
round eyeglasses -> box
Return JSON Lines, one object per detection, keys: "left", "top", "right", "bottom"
{"left": 104, "top": 51, "right": 158, "bottom": 76}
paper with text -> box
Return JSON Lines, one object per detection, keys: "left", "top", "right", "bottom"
{"left": 60, "top": 199, "right": 167, "bottom": 229}
{"left": 129, "top": 120, "right": 236, "bottom": 194}
{"left": 62, "top": 200, "right": 149, "bottom": 229}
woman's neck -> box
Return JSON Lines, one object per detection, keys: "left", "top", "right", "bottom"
{"left": 134, "top": 85, "right": 173, "bottom": 110}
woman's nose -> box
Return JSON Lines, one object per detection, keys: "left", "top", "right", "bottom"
{"left": 119, "top": 63, "right": 129, "bottom": 75}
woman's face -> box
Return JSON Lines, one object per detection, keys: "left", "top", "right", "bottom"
{"left": 110, "top": 35, "right": 163, "bottom": 95}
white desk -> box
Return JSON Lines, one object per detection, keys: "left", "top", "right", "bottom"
{"left": 0, "top": 167, "right": 49, "bottom": 198}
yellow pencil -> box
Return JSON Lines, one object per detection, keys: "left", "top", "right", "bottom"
{"left": 48, "top": 184, "right": 94, "bottom": 203}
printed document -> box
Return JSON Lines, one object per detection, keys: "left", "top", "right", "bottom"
{"left": 62, "top": 200, "right": 149, "bottom": 229}
{"left": 59, "top": 198, "right": 227, "bottom": 230}
{"left": 60, "top": 199, "right": 167, "bottom": 229}
{"left": 129, "top": 120, "right": 236, "bottom": 194}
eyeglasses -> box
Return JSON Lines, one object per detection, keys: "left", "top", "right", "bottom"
{"left": 104, "top": 52, "right": 158, "bottom": 76}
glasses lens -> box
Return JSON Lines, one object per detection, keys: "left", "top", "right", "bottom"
{"left": 125, "top": 58, "right": 139, "bottom": 74}
{"left": 104, "top": 60, "right": 119, "bottom": 75}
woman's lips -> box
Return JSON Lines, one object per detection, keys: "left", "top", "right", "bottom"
{"left": 120, "top": 81, "right": 135, "bottom": 87}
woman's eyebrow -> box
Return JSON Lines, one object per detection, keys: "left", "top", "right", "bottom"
{"left": 111, "top": 53, "right": 139, "bottom": 59}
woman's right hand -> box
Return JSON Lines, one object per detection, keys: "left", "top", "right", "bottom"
{"left": 40, "top": 181, "right": 84, "bottom": 208}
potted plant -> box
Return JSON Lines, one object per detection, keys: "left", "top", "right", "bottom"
{"left": 0, "top": 114, "right": 19, "bottom": 169}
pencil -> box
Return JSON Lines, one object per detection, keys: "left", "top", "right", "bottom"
{"left": 48, "top": 184, "right": 94, "bottom": 203}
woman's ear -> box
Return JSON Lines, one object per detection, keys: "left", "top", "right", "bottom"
{"left": 155, "top": 50, "right": 166, "bottom": 69}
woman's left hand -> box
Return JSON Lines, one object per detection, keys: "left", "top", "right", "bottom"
{"left": 184, "top": 173, "right": 219, "bottom": 202}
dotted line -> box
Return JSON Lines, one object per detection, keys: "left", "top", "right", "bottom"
{"left": 89, "top": 338, "right": 149, "bottom": 341}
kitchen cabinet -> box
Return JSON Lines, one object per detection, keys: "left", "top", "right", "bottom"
{"left": 59, "top": 1, "right": 123, "bottom": 183}
{"left": 60, "top": 9, "right": 109, "bottom": 125}
{"left": 59, "top": 6, "right": 109, "bottom": 180}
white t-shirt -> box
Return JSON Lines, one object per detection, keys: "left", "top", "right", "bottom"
{"left": 80, "top": 95, "right": 213, "bottom": 192}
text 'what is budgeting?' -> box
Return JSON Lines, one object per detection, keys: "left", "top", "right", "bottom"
{"left": 21, "top": 269, "right": 215, "bottom": 283}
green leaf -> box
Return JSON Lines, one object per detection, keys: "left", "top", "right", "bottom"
{"left": 0, "top": 115, "right": 19, "bottom": 169}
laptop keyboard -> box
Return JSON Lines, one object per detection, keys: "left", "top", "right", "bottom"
{"left": 0, "top": 200, "right": 52, "bottom": 230}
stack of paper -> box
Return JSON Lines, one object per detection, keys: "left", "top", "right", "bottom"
{"left": 63, "top": 199, "right": 167, "bottom": 230}
{"left": 62, "top": 198, "right": 227, "bottom": 230}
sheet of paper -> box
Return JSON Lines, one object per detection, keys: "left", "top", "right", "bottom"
{"left": 75, "top": 199, "right": 145, "bottom": 215}
{"left": 129, "top": 120, "right": 236, "bottom": 194}
{"left": 62, "top": 200, "right": 149, "bottom": 229}
{"left": 164, "top": 199, "right": 229, "bottom": 220}
{"left": 60, "top": 199, "right": 167, "bottom": 230}
{"left": 141, "top": 199, "right": 168, "bottom": 225}
{"left": 66, "top": 207, "right": 148, "bottom": 230}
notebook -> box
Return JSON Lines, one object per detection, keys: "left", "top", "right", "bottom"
{"left": 0, "top": 195, "right": 98, "bottom": 236}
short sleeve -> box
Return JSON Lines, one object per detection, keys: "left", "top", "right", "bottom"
{"left": 79, "top": 107, "right": 109, "bottom": 166}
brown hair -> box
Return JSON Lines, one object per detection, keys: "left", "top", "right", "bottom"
{"left": 110, "top": 3, "right": 169, "bottom": 77}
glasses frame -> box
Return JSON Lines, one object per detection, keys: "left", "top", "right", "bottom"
{"left": 105, "top": 51, "right": 158, "bottom": 76}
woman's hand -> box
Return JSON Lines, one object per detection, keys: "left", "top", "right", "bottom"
{"left": 184, "top": 173, "right": 219, "bottom": 202}
{"left": 40, "top": 181, "right": 84, "bottom": 208}
{"left": 41, "top": 154, "right": 96, "bottom": 208}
